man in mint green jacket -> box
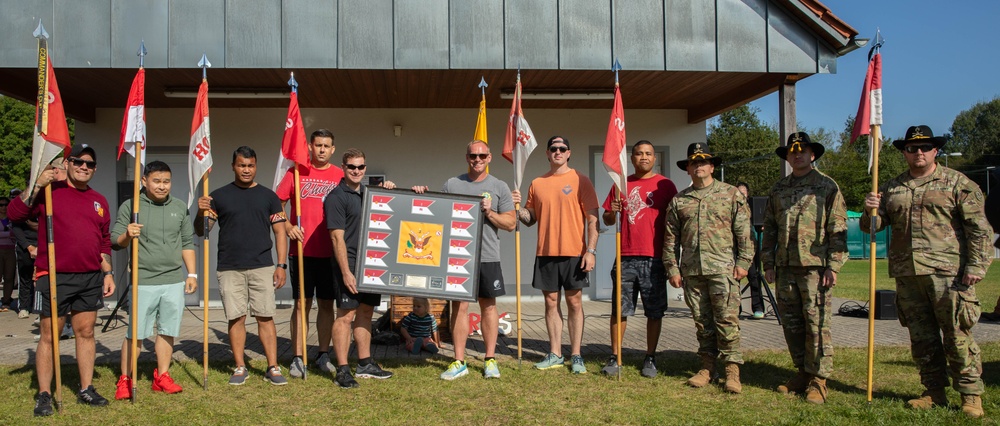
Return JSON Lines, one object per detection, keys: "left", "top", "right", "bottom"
{"left": 111, "top": 161, "right": 197, "bottom": 399}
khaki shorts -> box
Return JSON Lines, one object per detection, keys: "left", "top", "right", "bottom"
{"left": 218, "top": 266, "right": 276, "bottom": 320}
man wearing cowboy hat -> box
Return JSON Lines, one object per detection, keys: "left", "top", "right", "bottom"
{"left": 761, "top": 132, "right": 848, "bottom": 404}
{"left": 862, "top": 125, "right": 992, "bottom": 418}
{"left": 662, "top": 142, "right": 753, "bottom": 394}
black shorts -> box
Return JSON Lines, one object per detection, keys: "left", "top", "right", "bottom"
{"left": 290, "top": 256, "right": 335, "bottom": 301}
{"left": 532, "top": 256, "right": 590, "bottom": 292}
{"left": 37, "top": 272, "right": 103, "bottom": 317}
{"left": 477, "top": 262, "right": 506, "bottom": 299}
{"left": 332, "top": 263, "right": 381, "bottom": 310}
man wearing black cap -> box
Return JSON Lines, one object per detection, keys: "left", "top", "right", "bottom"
{"left": 761, "top": 132, "right": 848, "bottom": 404}
{"left": 662, "top": 142, "right": 753, "bottom": 394}
{"left": 9, "top": 144, "right": 116, "bottom": 415}
{"left": 512, "top": 136, "right": 600, "bottom": 374}
{"left": 862, "top": 125, "right": 992, "bottom": 418}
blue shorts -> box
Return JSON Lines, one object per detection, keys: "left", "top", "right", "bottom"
{"left": 610, "top": 256, "right": 667, "bottom": 318}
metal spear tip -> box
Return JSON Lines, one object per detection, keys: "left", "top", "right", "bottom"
{"left": 137, "top": 40, "right": 147, "bottom": 57}
{"left": 287, "top": 72, "right": 298, "bottom": 89}
{"left": 478, "top": 77, "right": 488, "bottom": 89}
{"left": 33, "top": 19, "right": 49, "bottom": 40}
{"left": 198, "top": 53, "right": 212, "bottom": 69}
{"left": 612, "top": 58, "right": 622, "bottom": 73}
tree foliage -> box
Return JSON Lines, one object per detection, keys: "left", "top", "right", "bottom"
{"left": 818, "top": 115, "right": 907, "bottom": 211}
{"left": 707, "top": 105, "right": 782, "bottom": 196}
{"left": 949, "top": 97, "right": 1000, "bottom": 191}
{"left": 0, "top": 96, "right": 74, "bottom": 196}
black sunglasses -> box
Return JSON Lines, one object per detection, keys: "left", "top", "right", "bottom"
{"left": 344, "top": 164, "right": 367, "bottom": 170}
{"left": 467, "top": 153, "right": 489, "bottom": 160}
{"left": 69, "top": 157, "right": 97, "bottom": 168}
{"left": 903, "top": 144, "right": 935, "bottom": 154}
{"left": 0, "top": 204, "right": 7, "bottom": 207}
{"left": 548, "top": 146, "right": 569, "bottom": 153}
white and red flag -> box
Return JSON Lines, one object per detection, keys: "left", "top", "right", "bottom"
{"left": 367, "top": 231, "right": 391, "bottom": 249}
{"left": 28, "top": 48, "right": 72, "bottom": 196}
{"left": 412, "top": 199, "right": 435, "bottom": 216}
{"left": 273, "top": 90, "right": 309, "bottom": 189}
{"left": 602, "top": 84, "right": 627, "bottom": 193}
{"left": 850, "top": 51, "right": 883, "bottom": 171}
{"left": 117, "top": 68, "right": 146, "bottom": 165}
{"left": 502, "top": 72, "right": 537, "bottom": 190}
{"left": 365, "top": 250, "right": 389, "bottom": 267}
{"left": 371, "top": 195, "right": 394, "bottom": 212}
{"left": 450, "top": 221, "right": 473, "bottom": 238}
{"left": 452, "top": 202, "right": 475, "bottom": 219}
{"left": 187, "top": 80, "right": 213, "bottom": 207}
{"left": 363, "top": 269, "right": 387, "bottom": 285}
{"left": 369, "top": 213, "right": 392, "bottom": 230}
{"left": 449, "top": 239, "right": 472, "bottom": 256}
{"left": 448, "top": 257, "right": 470, "bottom": 275}
{"left": 446, "top": 276, "right": 469, "bottom": 293}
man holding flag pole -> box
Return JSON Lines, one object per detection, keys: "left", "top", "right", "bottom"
{"left": 187, "top": 54, "right": 213, "bottom": 390}
{"left": 501, "top": 70, "right": 538, "bottom": 365}
{"left": 13, "top": 20, "right": 115, "bottom": 416}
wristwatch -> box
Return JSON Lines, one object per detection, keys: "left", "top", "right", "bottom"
{"left": 276, "top": 263, "right": 288, "bottom": 269}
{"left": 586, "top": 248, "right": 597, "bottom": 255}
{"left": 103, "top": 271, "right": 114, "bottom": 277}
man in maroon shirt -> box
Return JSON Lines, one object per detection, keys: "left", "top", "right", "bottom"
{"left": 9, "top": 144, "right": 116, "bottom": 416}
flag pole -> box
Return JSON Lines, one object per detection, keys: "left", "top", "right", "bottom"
{"left": 513, "top": 69, "right": 523, "bottom": 367}
{"left": 611, "top": 60, "right": 624, "bottom": 382}
{"left": 34, "top": 19, "right": 63, "bottom": 412}
{"left": 289, "top": 72, "right": 308, "bottom": 380}
{"left": 866, "top": 122, "right": 880, "bottom": 402}
{"left": 128, "top": 40, "right": 147, "bottom": 404}
{"left": 198, "top": 53, "right": 211, "bottom": 391}
{"left": 477, "top": 77, "right": 488, "bottom": 174}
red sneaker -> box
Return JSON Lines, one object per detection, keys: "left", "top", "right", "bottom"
{"left": 114, "top": 374, "right": 132, "bottom": 400}
{"left": 151, "top": 368, "right": 183, "bottom": 394}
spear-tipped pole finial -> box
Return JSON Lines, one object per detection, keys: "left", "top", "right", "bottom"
{"left": 867, "top": 28, "right": 885, "bottom": 61}
{"left": 479, "top": 76, "right": 488, "bottom": 97}
{"left": 198, "top": 53, "right": 211, "bottom": 79}
{"left": 612, "top": 58, "right": 622, "bottom": 85}
{"left": 137, "top": 40, "right": 147, "bottom": 68}
{"left": 288, "top": 72, "right": 298, "bottom": 94}
{"left": 33, "top": 19, "right": 49, "bottom": 40}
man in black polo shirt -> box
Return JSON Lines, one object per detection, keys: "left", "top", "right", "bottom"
{"left": 325, "top": 148, "right": 395, "bottom": 388}
{"left": 196, "top": 146, "right": 289, "bottom": 386}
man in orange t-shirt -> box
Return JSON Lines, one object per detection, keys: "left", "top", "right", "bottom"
{"left": 513, "top": 136, "right": 599, "bottom": 374}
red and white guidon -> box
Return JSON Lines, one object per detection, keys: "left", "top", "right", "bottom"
{"left": 446, "top": 276, "right": 468, "bottom": 293}
{"left": 369, "top": 213, "right": 392, "bottom": 230}
{"left": 449, "top": 239, "right": 472, "bottom": 256}
{"left": 450, "top": 221, "right": 473, "bottom": 238}
{"left": 371, "top": 195, "right": 394, "bottom": 212}
{"left": 367, "top": 231, "right": 391, "bottom": 249}
{"left": 365, "top": 250, "right": 389, "bottom": 267}
{"left": 363, "top": 269, "right": 387, "bottom": 285}
{"left": 452, "top": 202, "right": 475, "bottom": 219}
{"left": 447, "top": 257, "right": 470, "bottom": 275}
{"left": 412, "top": 198, "right": 435, "bottom": 216}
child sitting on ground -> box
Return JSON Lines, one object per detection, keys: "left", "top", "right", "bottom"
{"left": 400, "top": 298, "right": 439, "bottom": 355}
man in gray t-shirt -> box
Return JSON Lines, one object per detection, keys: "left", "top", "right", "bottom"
{"left": 413, "top": 140, "right": 515, "bottom": 380}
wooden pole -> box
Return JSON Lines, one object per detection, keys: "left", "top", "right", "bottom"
{"left": 515, "top": 202, "right": 522, "bottom": 367}
{"left": 44, "top": 185, "right": 62, "bottom": 410}
{"left": 293, "top": 167, "right": 307, "bottom": 380}
{"left": 202, "top": 177, "right": 210, "bottom": 390}
{"left": 866, "top": 124, "right": 881, "bottom": 402}
{"left": 614, "top": 187, "right": 623, "bottom": 381}
{"left": 129, "top": 143, "right": 142, "bottom": 403}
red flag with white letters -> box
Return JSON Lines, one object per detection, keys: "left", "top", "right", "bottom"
{"left": 273, "top": 91, "right": 309, "bottom": 189}
{"left": 602, "top": 84, "right": 627, "bottom": 193}
{"left": 187, "top": 80, "right": 213, "bottom": 207}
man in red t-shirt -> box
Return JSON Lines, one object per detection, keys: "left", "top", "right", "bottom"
{"left": 600, "top": 140, "right": 677, "bottom": 378}
{"left": 274, "top": 129, "right": 344, "bottom": 377}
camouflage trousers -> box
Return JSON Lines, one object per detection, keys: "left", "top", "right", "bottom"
{"left": 683, "top": 274, "right": 743, "bottom": 364}
{"left": 775, "top": 267, "right": 834, "bottom": 379}
{"left": 896, "top": 275, "right": 984, "bottom": 395}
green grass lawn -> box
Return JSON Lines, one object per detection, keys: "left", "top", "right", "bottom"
{"left": 830, "top": 259, "right": 1000, "bottom": 313}
{"left": 3, "top": 343, "right": 999, "bottom": 425}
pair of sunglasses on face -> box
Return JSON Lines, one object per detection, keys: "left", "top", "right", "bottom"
{"left": 548, "top": 146, "right": 569, "bottom": 153}
{"left": 344, "top": 164, "right": 366, "bottom": 170}
{"left": 903, "top": 144, "right": 935, "bottom": 154}
{"left": 69, "top": 157, "right": 97, "bottom": 169}
{"left": 467, "top": 153, "right": 489, "bottom": 160}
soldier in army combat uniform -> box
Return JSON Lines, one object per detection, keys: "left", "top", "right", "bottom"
{"left": 762, "top": 132, "right": 848, "bottom": 404}
{"left": 663, "top": 142, "right": 754, "bottom": 394}
{"left": 862, "top": 125, "right": 993, "bottom": 418}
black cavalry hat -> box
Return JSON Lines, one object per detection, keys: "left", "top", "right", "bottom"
{"left": 676, "top": 142, "right": 723, "bottom": 171}
{"left": 775, "top": 132, "right": 825, "bottom": 161}
{"left": 892, "top": 125, "right": 946, "bottom": 151}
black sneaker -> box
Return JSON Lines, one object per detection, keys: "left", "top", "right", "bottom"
{"left": 641, "top": 355, "right": 658, "bottom": 378}
{"left": 77, "top": 385, "right": 109, "bottom": 406}
{"left": 356, "top": 362, "right": 393, "bottom": 379}
{"left": 335, "top": 367, "right": 359, "bottom": 389}
{"left": 600, "top": 355, "right": 620, "bottom": 376}
{"left": 34, "top": 392, "right": 54, "bottom": 417}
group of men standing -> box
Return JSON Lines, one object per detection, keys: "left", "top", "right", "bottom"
{"left": 16, "top": 123, "right": 993, "bottom": 419}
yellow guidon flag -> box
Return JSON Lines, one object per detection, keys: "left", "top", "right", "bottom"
{"left": 397, "top": 221, "right": 444, "bottom": 267}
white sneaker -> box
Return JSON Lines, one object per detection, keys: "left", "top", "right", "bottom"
{"left": 18, "top": 310, "right": 29, "bottom": 319}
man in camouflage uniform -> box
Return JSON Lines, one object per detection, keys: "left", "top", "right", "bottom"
{"left": 862, "top": 125, "right": 992, "bottom": 418}
{"left": 762, "top": 132, "right": 848, "bottom": 404}
{"left": 663, "top": 142, "right": 753, "bottom": 394}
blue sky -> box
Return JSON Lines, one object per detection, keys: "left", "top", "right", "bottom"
{"left": 749, "top": 0, "right": 1000, "bottom": 142}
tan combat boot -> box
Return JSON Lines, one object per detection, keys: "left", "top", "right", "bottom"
{"left": 777, "top": 371, "right": 811, "bottom": 395}
{"left": 686, "top": 355, "right": 715, "bottom": 388}
{"left": 961, "top": 394, "right": 984, "bottom": 418}
{"left": 906, "top": 388, "right": 948, "bottom": 410}
{"left": 804, "top": 377, "right": 828, "bottom": 404}
{"left": 723, "top": 363, "right": 742, "bottom": 394}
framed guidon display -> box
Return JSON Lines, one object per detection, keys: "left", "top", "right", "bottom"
{"left": 354, "top": 186, "right": 484, "bottom": 302}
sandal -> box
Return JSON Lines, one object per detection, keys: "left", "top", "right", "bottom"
{"left": 0, "top": 305, "right": 9, "bottom": 312}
